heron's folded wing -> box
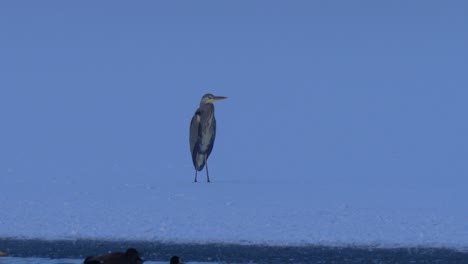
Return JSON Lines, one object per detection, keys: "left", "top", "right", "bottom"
{"left": 189, "top": 110, "right": 201, "bottom": 156}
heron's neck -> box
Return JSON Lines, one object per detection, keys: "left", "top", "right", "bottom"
{"left": 199, "top": 103, "right": 214, "bottom": 111}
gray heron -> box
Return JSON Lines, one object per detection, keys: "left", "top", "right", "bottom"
{"left": 189, "top": 93, "right": 227, "bottom": 182}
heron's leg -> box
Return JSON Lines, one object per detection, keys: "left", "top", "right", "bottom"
{"left": 205, "top": 156, "right": 210, "bottom": 183}
{"left": 194, "top": 170, "right": 198, "bottom": 183}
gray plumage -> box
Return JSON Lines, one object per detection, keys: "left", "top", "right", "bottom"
{"left": 189, "top": 93, "right": 227, "bottom": 182}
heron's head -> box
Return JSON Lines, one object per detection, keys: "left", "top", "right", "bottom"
{"left": 200, "top": 93, "right": 227, "bottom": 105}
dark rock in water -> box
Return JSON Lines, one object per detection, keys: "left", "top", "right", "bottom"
{"left": 170, "top": 255, "right": 183, "bottom": 264}
{"left": 83, "top": 248, "right": 143, "bottom": 264}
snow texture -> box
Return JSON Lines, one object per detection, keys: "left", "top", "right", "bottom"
{"left": 1, "top": 169, "right": 467, "bottom": 249}
{"left": 1, "top": 1, "right": 468, "bottom": 250}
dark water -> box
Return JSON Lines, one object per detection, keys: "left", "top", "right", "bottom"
{"left": 1, "top": 238, "right": 468, "bottom": 264}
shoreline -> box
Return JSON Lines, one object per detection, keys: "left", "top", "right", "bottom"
{"left": 1, "top": 238, "right": 467, "bottom": 263}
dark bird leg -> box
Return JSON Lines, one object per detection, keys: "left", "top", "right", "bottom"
{"left": 194, "top": 170, "right": 198, "bottom": 183}
{"left": 205, "top": 156, "right": 210, "bottom": 183}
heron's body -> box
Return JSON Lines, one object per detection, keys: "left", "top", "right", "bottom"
{"left": 190, "top": 102, "right": 216, "bottom": 171}
{"left": 189, "top": 94, "right": 226, "bottom": 182}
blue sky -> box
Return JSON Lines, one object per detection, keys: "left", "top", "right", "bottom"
{"left": 1, "top": 1, "right": 467, "bottom": 205}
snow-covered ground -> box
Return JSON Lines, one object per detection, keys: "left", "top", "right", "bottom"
{"left": 1, "top": 168, "right": 467, "bottom": 249}
{"left": 1, "top": 1, "right": 468, "bottom": 252}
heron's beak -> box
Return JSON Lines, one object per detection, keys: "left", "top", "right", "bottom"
{"left": 212, "top": 96, "right": 227, "bottom": 102}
